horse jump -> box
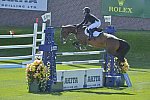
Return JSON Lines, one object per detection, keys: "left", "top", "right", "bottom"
{"left": 0, "top": 23, "right": 46, "bottom": 68}
{"left": 60, "top": 25, "right": 130, "bottom": 71}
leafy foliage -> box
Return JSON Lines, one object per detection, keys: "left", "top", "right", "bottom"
{"left": 26, "top": 59, "right": 47, "bottom": 92}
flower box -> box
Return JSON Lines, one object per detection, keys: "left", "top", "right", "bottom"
{"left": 28, "top": 79, "right": 39, "bottom": 93}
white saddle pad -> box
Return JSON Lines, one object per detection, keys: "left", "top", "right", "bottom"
{"left": 84, "top": 30, "right": 102, "bottom": 37}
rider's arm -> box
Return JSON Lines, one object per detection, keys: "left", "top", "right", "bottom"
{"left": 77, "top": 14, "right": 88, "bottom": 28}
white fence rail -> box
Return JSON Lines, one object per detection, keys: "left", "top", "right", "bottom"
{"left": 0, "top": 44, "right": 33, "bottom": 49}
{"left": 0, "top": 23, "right": 46, "bottom": 68}
{"left": 0, "top": 34, "right": 34, "bottom": 38}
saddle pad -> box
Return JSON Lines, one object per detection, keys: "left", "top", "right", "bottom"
{"left": 84, "top": 30, "right": 102, "bottom": 37}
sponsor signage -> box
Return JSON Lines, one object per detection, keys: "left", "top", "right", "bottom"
{"left": 102, "top": 0, "right": 150, "bottom": 18}
{"left": 0, "top": 0, "right": 47, "bottom": 11}
{"left": 57, "top": 68, "right": 103, "bottom": 90}
{"left": 41, "top": 12, "right": 51, "bottom": 22}
{"left": 144, "top": 0, "right": 150, "bottom": 18}
{"left": 86, "top": 68, "right": 103, "bottom": 88}
{"left": 57, "top": 70, "right": 85, "bottom": 90}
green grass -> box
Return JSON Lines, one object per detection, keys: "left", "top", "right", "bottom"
{"left": 0, "top": 27, "right": 150, "bottom": 100}
{"left": 0, "top": 68, "right": 149, "bottom": 100}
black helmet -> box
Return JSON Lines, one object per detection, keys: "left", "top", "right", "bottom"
{"left": 83, "top": 7, "right": 90, "bottom": 14}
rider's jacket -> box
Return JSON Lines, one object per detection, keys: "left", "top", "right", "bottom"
{"left": 78, "top": 13, "right": 99, "bottom": 26}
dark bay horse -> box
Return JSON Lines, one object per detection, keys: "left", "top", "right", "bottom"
{"left": 60, "top": 25, "right": 130, "bottom": 71}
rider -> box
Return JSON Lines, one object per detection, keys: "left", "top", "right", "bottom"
{"left": 77, "top": 7, "right": 101, "bottom": 40}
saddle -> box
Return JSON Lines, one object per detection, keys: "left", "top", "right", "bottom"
{"left": 83, "top": 26, "right": 103, "bottom": 38}
{"left": 82, "top": 26, "right": 103, "bottom": 33}
{"left": 76, "top": 24, "right": 103, "bottom": 32}
{"left": 76, "top": 25, "right": 103, "bottom": 39}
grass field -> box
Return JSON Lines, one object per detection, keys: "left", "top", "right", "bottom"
{"left": 0, "top": 27, "right": 150, "bottom": 100}
{"left": 0, "top": 68, "right": 149, "bottom": 100}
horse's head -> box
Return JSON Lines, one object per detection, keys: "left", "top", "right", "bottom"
{"left": 60, "top": 25, "right": 77, "bottom": 44}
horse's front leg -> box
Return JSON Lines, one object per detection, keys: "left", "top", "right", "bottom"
{"left": 72, "top": 41, "right": 87, "bottom": 50}
{"left": 72, "top": 41, "right": 80, "bottom": 50}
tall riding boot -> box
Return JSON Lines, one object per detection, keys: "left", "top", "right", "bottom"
{"left": 88, "top": 29, "right": 94, "bottom": 40}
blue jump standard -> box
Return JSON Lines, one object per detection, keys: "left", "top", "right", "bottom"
{"left": 39, "top": 27, "right": 58, "bottom": 92}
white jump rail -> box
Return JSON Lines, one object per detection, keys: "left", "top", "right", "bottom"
{"left": 56, "top": 59, "right": 105, "bottom": 65}
{"left": 56, "top": 50, "right": 106, "bottom": 56}
{"left": 56, "top": 50, "right": 105, "bottom": 65}
{"left": 35, "top": 50, "right": 106, "bottom": 57}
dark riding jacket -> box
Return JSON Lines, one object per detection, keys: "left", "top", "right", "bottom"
{"left": 78, "top": 13, "right": 99, "bottom": 27}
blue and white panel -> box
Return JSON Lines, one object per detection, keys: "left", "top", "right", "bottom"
{"left": 57, "top": 70, "right": 85, "bottom": 90}
{"left": 57, "top": 68, "right": 103, "bottom": 90}
{"left": 86, "top": 68, "right": 103, "bottom": 88}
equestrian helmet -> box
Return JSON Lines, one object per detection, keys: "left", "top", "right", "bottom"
{"left": 83, "top": 7, "right": 90, "bottom": 13}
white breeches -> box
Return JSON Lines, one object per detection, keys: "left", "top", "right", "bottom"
{"left": 84, "top": 20, "right": 102, "bottom": 37}
{"left": 87, "top": 20, "right": 101, "bottom": 30}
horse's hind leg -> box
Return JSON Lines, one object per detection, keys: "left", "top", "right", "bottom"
{"left": 114, "top": 40, "right": 130, "bottom": 72}
{"left": 116, "top": 40, "right": 130, "bottom": 62}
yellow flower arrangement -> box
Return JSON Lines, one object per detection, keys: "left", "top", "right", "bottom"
{"left": 120, "top": 58, "right": 129, "bottom": 73}
{"left": 114, "top": 57, "right": 129, "bottom": 73}
{"left": 26, "top": 59, "right": 48, "bottom": 92}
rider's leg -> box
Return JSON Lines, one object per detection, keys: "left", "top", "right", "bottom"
{"left": 88, "top": 29, "right": 94, "bottom": 40}
{"left": 85, "top": 28, "right": 93, "bottom": 40}
{"left": 88, "top": 21, "right": 101, "bottom": 40}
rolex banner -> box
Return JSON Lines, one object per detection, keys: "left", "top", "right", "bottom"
{"left": 102, "top": 0, "right": 150, "bottom": 18}
{"left": 144, "top": 0, "right": 150, "bottom": 18}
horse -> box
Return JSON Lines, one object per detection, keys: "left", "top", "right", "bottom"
{"left": 60, "top": 25, "right": 130, "bottom": 72}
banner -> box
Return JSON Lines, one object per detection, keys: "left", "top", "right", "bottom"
{"left": 102, "top": 0, "right": 150, "bottom": 18}
{"left": 144, "top": 0, "right": 150, "bottom": 18}
{"left": 0, "top": 0, "right": 47, "bottom": 11}
{"left": 57, "top": 68, "right": 103, "bottom": 90}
